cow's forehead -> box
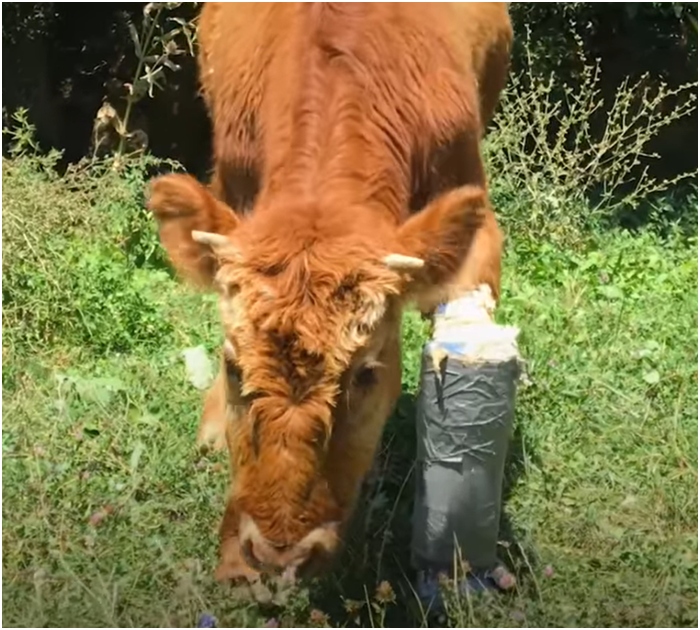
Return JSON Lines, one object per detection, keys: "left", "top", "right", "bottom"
{"left": 220, "top": 252, "right": 390, "bottom": 315}
{"left": 213, "top": 236, "right": 402, "bottom": 384}
{"left": 218, "top": 270, "right": 392, "bottom": 386}
{"left": 234, "top": 286, "right": 386, "bottom": 351}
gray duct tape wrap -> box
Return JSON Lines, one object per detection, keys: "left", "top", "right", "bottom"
{"left": 410, "top": 343, "right": 520, "bottom": 572}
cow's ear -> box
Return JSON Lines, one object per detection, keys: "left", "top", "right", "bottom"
{"left": 147, "top": 174, "right": 240, "bottom": 287}
{"left": 383, "top": 185, "right": 499, "bottom": 302}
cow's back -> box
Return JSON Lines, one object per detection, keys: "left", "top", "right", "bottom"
{"left": 197, "top": 3, "right": 290, "bottom": 207}
{"left": 449, "top": 3, "right": 512, "bottom": 128}
{"left": 197, "top": 2, "right": 512, "bottom": 212}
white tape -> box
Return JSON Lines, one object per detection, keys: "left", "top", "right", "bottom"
{"left": 432, "top": 284, "right": 521, "bottom": 363}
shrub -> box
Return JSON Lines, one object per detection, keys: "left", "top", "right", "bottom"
{"left": 2, "top": 110, "right": 177, "bottom": 355}
{"left": 485, "top": 29, "right": 698, "bottom": 247}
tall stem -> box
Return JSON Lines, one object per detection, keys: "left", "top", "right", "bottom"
{"left": 116, "top": 8, "right": 162, "bottom": 158}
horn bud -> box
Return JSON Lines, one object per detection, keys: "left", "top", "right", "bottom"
{"left": 192, "top": 230, "right": 232, "bottom": 249}
{"left": 382, "top": 253, "right": 425, "bottom": 270}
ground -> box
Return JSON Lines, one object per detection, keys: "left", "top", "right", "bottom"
{"left": 2, "top": 150, "right": 698, "bottom": 628}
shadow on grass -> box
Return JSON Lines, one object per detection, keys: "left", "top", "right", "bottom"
{"left": 297, "top": 390, "right": 541, "bottom": 628}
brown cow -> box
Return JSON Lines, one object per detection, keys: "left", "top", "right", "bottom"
{"left": 147, "top": 2, "right": 512, "bottom": 583}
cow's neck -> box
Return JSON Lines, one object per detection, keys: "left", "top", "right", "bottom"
{"left": 261, "top": 41, "right": 410, "bottom": 226}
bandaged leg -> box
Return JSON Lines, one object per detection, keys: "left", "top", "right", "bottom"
{"left": 410, "top": 284, "right": 521, "bottom": 609}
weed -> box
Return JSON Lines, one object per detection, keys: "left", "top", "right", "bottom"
{"left": 87, "top": 3, "right": 199, "bottom": 161}
{"left": 486, "top": 27, "right": 698, "bottom": 246}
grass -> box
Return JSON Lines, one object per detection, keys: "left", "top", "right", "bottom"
{"left": 2, "top": 150, "right": 698, "bottom": 628}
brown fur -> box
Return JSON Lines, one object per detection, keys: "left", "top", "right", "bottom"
{"left": 147, "top": 2, "right": 513, "bottom": 581}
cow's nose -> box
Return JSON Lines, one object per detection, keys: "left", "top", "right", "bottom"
{"left": 240, "top": 532, "right": 294, "bottom": 574}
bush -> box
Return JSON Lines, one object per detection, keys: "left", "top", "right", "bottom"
{"left": 2, "top": 110, "right": 178, "bottom": 355}
{"left": 485, "top": 30, "right": 698, "bottom": 247}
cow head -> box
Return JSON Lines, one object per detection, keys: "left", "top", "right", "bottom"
{"left": 147, "top": 174, "right": 489, "bottom": 578}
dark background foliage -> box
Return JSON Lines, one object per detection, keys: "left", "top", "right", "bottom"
{"left": 2, "top": 2, "right": 697, "bottom": 180}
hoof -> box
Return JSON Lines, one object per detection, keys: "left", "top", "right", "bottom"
{"left": 197, "top": 415, "right": 228, "bottom": 453}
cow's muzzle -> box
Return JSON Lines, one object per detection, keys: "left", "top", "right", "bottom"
{"left": 238, "top": 512, "right": 341, "bottom": 579}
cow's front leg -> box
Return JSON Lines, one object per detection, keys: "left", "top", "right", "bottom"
{"left": 401, "top": 130, "right": 504, "bottom": 316}
{"left": 197, "top": 359, "right": 230, "bottom": 452}
{"left": 411, "top": 195, "right": 503, "bottom": 317}
{"left": 445, "top": 200, "right": 502, "bottom": 303}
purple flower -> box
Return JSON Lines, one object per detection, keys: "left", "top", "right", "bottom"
{"left": 197, "top": 613, "right": 217, "bottom": 628}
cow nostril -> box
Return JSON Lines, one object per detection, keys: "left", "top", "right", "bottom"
{"left": 241, "top": 536, "right": 265, "bottom": 572}
{"left": 240, "top": 535, "right": 293, "bottom": 573}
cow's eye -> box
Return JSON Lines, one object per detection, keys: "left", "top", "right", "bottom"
{"left": 224, "top": 356, "right": 243, "bottom": 384}
{"left": 353, "top": 365, "right": 377, "bottom": 389}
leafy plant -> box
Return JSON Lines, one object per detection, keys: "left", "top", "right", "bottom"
{"left": 2, "top": 114, "right": 176, "bottom": 355}
{"left": 92, "top": 2, "right": 199, "bottom": 161}
{"left": 3, "top": 107, "right": 42, "bottom": 156}
{"left": 485, "top": 27, "right": 698, "bottom": 246}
